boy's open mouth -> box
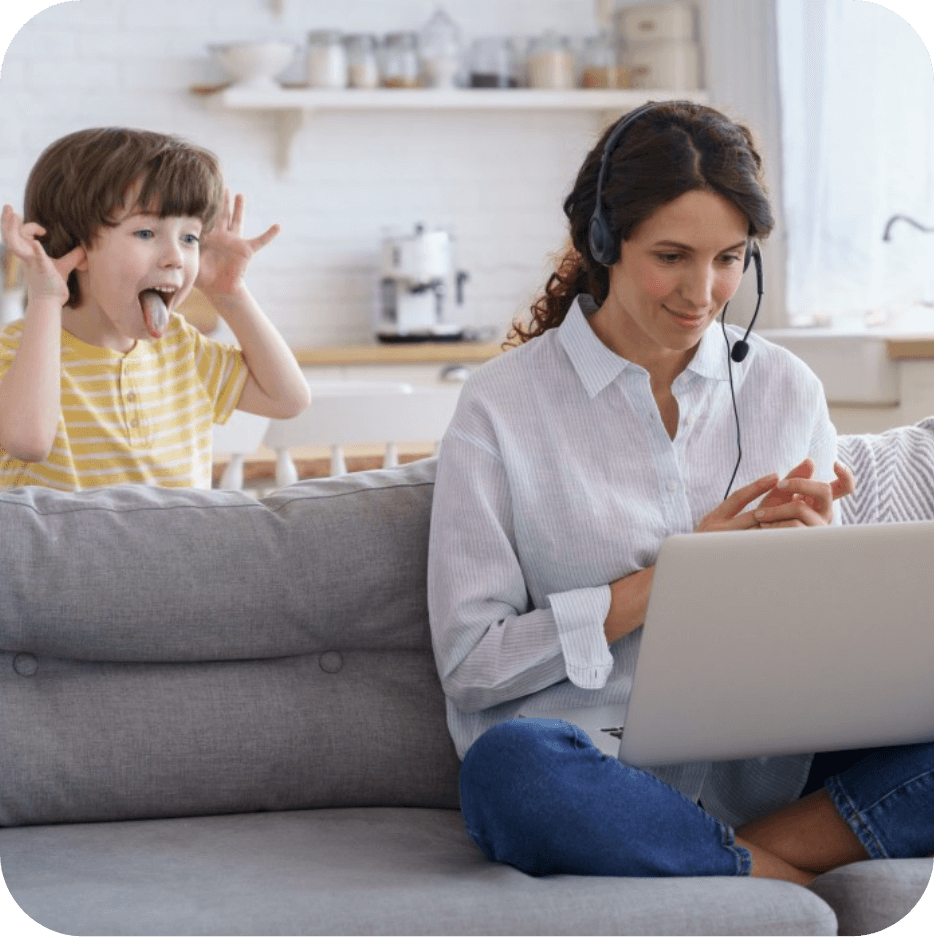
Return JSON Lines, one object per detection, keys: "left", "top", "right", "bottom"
{"left": 139, "top": 287, "right": 176, "bottom": 338}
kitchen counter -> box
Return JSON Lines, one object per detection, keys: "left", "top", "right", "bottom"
{"left": 289, "top": 336, "right": 934, "bottom": 366}
{"left": 291, "top": 342, "right": 505, "bottom": 367}
{"left": 887, "top": 336, "right": 934, "bottom": 359}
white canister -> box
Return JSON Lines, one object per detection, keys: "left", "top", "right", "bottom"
{"left": 626, "top": 39, "right": 700, "bottom": 90}
{"left": 526, "top": 32, "right": 576, "bottom": 89}
{"left": 306, "top": 30, "right": 348, "bottom": 89}
{"left": 615, "top": 1, "right": 696, "bottom": 43}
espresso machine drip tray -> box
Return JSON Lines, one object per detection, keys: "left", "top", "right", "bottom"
{"left": 377, "top": 326, "right": 466, "bottom": 344}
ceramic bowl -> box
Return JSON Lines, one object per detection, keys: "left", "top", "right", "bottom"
{"left": 210, "top": 41, "right": 298, "bottom": 89}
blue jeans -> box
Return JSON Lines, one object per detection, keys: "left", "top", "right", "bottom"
{"left": 459, "top": 718, "right": 934, "bottom": 877}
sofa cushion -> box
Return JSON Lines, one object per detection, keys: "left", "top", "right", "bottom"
{"left": 807, "top": 858, "right": 933, "bottom": 936}
{"left": 0, "top": 807, "right": 840, "bottom": 936}
{"left": 838, "top": 418, "right": 934, "bottom": 525}
{"left": 0, "top": 460, "right": 461, "bottom": 825}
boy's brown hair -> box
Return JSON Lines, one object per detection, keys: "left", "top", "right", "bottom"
{"left": 24, "top": 127, "right": 225, "bottom": 307}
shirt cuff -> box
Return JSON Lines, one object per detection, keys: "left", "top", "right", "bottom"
{"left": 548, "top": 585, "right": 614, "bottom": 689}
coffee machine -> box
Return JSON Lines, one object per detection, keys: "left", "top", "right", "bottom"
{"left": 375, "top": 225, "right": 468, "bottom": 342}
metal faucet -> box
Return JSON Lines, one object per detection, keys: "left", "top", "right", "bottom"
{"left": 882, "top": 214, "right": 934, "bottom": 241}
{"left": 881, "top": 215, "right": 934, "bottom": 308}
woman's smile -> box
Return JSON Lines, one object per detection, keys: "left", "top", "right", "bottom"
{"left": 663, "top": 305, "right": 709, "bottom": 328}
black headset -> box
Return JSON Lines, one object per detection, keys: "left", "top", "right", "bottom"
{"left": 588, "top": 101, "right": 766, "bottom": 496}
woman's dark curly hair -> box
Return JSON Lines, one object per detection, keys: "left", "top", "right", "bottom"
{"left": 508, "top": 101, "right": 774, "bottom": 344}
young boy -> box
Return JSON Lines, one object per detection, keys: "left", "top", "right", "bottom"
{"left": 0, "top": 127, "right": 310, "bottom": 490}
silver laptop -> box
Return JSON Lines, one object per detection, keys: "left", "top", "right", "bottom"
{"left": 528, "top": 521, "right": 934, "bottom": 766}
{"left": 614, "top": 520, "right": 934, "bottom": 766}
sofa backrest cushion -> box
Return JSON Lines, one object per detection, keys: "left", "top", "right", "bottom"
{"left": 0, "top": 459, "right": 461, "bottom": 826}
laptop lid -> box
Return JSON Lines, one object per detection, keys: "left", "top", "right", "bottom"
{"left": 617, "top": 521, "right": 934, "bottom": 767}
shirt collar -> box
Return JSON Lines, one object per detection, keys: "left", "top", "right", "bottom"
{"left": 558, "top": 295, "right": 631, "bottom": 399}
{"left": 558, "top": 295, "right": 733, "bottom": 397}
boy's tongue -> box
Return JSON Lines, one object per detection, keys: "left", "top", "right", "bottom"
{"left": 139, "top": 289, "right": 169, "bottom": 339}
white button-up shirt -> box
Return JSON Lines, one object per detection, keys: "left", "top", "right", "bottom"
{"left": 428, "top": 295, "right": 838, "bottom": 826}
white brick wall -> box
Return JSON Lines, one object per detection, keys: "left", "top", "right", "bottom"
{"left": 0, "top": 0, "right": 615, "bottom": 347}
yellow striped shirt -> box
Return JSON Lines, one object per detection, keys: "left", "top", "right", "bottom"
{"left": 0, "top": 313, "right": 247, "bottom": 490}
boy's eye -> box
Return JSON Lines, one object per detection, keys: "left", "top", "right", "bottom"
{"left": 657, "top": 253, "right": 681, "bottom": 264}
{"left": 134, "top": 229, "right": 154, "bottom": 239}
{"left": 182, "top": 234, "right": 200, "bottom": 246}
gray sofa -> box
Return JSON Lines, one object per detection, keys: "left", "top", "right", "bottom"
{"left": 1, "top": 431, "right": 932, "bottom": 936}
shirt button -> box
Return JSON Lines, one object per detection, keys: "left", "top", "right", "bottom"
{"left": 127, "top": 392, "right": 136, "bottom": 401}
{"left": 667, "top": 481, "right": 677, "bottom": 492}
{"left": 131, "top": 419, "right": 140, "bottom": 428}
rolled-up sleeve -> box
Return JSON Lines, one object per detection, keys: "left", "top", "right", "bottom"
{"left": 428, "top": 430, "right": 613, "bottom": 715}
{"left": 548, "top": 586, "right": 613, "bottom": 688}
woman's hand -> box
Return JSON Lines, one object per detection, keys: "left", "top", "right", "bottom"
{"left": 694, "top": 472, "right": 781, "bottom": 533}
{"left": 196, "top": 189, "right": 279, "bottom": 300}
{"left": 755, "top": 458, "right": 855, "bottom": 528}
{"left": 1, "top": 204, "right": 85, "bottom": 308}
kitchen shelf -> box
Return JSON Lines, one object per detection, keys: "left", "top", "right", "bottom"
{"left": 202, "top": 85, "right": 708, "bottom": 172}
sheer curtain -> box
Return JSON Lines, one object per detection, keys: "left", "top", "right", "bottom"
{"left": 776, "top": 0, "right": 934, "bottom": 326}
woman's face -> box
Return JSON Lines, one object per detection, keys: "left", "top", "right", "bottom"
{"left": 593, "top": 189, "right": 750, "bottom": 373}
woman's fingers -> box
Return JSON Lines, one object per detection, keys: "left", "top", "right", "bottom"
{"left": 830, "top": 460, "right": 856, "bottom": 500}
{"left": 696, "top": 473, "right": 778, "bottom": 532}
{"left": 755, "top": 494, "right": 826, "bottom": 527}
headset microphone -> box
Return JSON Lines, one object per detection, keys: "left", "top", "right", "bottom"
{"left": 729, "top": 241, "right": 764, "bottom": 362}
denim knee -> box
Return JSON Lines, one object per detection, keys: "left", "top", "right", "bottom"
{"left": 460, "top": 718, "right": 581, "bottom": 871}
{"left": 459, "top": 718, "right": 749, "bottom": 878}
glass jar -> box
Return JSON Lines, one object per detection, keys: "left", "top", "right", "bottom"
{"left": 419, "top": 6, "right": 462, "bottom": 88}
{"left": 306, "top": 30, "right": 347, "bottom": 89}
{"left": 380, "top": 32, "right": 420, "bottom": 88}
{"left": 344, "top": 33, "right": 379, "bottom": 89}
{"left": 468, "top": 37, "right": 516, "bottom": 88}
{"left": 581, "top": 32, "right": 623, "bottom": 88}
{"left": 526, "top": 31, "right": 576, "bottom": 89}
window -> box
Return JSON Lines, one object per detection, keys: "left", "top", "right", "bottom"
{"left": 777, "top": 0, "right": 934, "bottom": 327}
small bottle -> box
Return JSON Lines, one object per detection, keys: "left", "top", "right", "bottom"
{"left": 344, "top": 34, "right": 379, "bottom": 89}
{"left": 306, "top": 30, "right": 348, "bottom": 89}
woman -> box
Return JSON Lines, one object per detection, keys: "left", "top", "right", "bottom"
{"left": 427, "top": 101, "right": 934, "bottom": 883}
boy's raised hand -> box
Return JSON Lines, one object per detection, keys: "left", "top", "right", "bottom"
{"left": 1, "top": 204, "right": 85, "bottom": 308}
{"left": 196, "top": 189, "right": 280, "bottom": 299}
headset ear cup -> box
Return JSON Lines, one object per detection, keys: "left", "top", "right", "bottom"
{"left": 589, "top": 212, "right": 618, "bottom": 266}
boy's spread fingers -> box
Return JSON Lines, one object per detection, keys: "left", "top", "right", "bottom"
{"left": 250, "top": 223, "right": 280, "bottom": 251}
{"left": 230, "top": 192, "right": 244, "bottom": 231}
